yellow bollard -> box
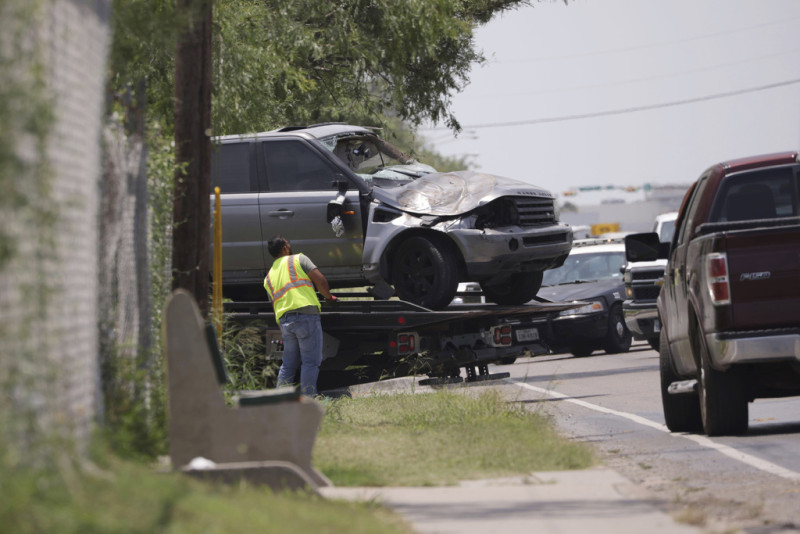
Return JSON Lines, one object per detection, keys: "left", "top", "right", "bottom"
{"left": 213, "top": 187, "right": 223, "bottom": 340}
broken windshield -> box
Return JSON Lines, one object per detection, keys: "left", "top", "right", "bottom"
{"left": 320, "top": 134, "right": 435, "bottom": 187}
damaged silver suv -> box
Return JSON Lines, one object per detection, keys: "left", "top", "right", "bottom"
{"left": 211, "top": 123, "right": 572, "bottom": 309}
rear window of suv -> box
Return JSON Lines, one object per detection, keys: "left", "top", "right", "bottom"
{"left": 709, "top": 167, "right": 799, "bottom": 222}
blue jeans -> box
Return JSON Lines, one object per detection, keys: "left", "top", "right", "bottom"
{"left": 276, "top": 312, "right": 323, "bottom": 396}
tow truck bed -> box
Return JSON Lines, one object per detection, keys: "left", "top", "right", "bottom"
{"left": 223, "top": 298, "right": 576, "bottom": 391}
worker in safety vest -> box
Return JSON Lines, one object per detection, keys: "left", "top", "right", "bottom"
{"left": 264, "top": 235, "right": 337, "bottom": 396}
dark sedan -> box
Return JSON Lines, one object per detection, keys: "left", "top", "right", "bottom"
{"left": 537, "top": 240, "right": 631, "bottom": 357}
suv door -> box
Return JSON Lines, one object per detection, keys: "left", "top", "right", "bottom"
{"left": 258, "top": 139, "right": 365, "bottom": 282}
{"left": 210, "top": 141, "right": 265, "bottom": 284}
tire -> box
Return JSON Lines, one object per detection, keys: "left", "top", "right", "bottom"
{"left": 498, "top": 356, "right": 517, "bottom": 365}
{"left": 603, "top": 304, "right": 632, "bottom": 354}
{"left": 570, "top": 343, "right": 595, "bottom": 358}
{"left": 697, "top": 331, "right": 748, "bottom": 436}
{"left": 647, "top": 337, "right": 660, "bottom": 351}
{"left": 659, "top": 332, "right": 703, "bottom": 433}
{"left": 480, "top": 271, "right": 543, "bottom": 306}
{"left": 391, "top": 235, "right": 459, "bottom": 310}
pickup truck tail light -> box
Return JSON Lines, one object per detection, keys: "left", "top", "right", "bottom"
{"left": 707, "top": 252, "right": 731, "bottom": 305}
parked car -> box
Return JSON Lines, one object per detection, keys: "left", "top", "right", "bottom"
{"left": 536, "top": 239, "right": 631, "bottom": 357}
{"left": 210, "top": 123, "right": 572, "bottom": 309}
{"left": 622, "top": 212, "right": 678, "bottom": 349}
{"left": 627, "top": 151, "right": 800, "bottom": 436}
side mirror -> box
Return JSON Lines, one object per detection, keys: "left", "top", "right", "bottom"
{"left": 624, "top": 232, "right": 663, "bottom": 262}
{"left": 327, "top": 176, "right": 349, "bottom": 223}
{"left": 327, "top": 194, "right": 345, "bottom": 223}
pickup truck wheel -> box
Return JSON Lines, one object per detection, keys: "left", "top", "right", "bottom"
{"left": 480, "top": 271, "right": 543, "bottom": 306}
{"left": 698, "top": 336, "right": 748, "bottom": 436}
{"left": 659, "top": 332, "right": 703, "bottom": 433}
{"left": 391, "top": 236, "right": 458, "bottom": 310}
{"left": 603, "top": 304, "right": 632, "bottom": 354}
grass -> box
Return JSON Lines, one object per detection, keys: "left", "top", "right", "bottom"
{"left": 2, "top": 386, "right": 593, "bottom": 532}
{"left": 315, "top": 388, "right": 594, "bottom": 486}
{"left": 1, "top": 445, "right": 413, "bottom": 534}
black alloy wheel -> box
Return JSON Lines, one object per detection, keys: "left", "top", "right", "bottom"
{"left": 391, "top": 235, "right": 459, "bottom": 310}
{"left": 659, "top": 331, "right": 703, "bottom": 433}
{"left": 697, "top": 329, "right": 748, "bottom": 436}
{"left": 603, "top": 304, "right": 632, "bottom": 354}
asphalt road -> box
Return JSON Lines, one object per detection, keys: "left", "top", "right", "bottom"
{"left": 494, "top": 341, "right": 800, "bottom": 533}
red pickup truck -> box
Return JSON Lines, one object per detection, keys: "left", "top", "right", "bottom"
{"left": 626, "top": 151, "right": 800, "bottom": 436}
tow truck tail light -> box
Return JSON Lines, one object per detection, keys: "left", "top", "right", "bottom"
{"left": 707, "top": 252, "right": 730, "bottom": 305}
{"left": 394, "top": 332, "right": 418, "bottom": 355}
{"left": 491, "top": 325, "right": 513, "bottom": 346}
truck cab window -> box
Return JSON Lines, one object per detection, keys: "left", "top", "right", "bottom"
{"left": 211, "top": 142, "right": 253, "bottom": 193}
{"left": 263, "top": 140, "right": 338, "bottom": 192}
{"left": 710, "top": 167, "right": 798, "bottom": 222}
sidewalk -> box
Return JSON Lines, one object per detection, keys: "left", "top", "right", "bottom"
{"left": 321, "top": 377, "right": 701, "bottom": 534}
{"left": 320, "top": 468, "right": 701, "bottom": 534}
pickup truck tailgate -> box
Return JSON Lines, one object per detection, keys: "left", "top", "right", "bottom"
{"left": 726, "top": 225, "right": 800, "bottom": 329}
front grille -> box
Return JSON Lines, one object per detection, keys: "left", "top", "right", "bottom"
{"left": 633, "top": 286, "right": 661, "bottom": 300}
{"left": 512, "top": 197, "right": 557, "bottom": 226}
{"left": 631, "top": 269, "right": 664, "bottom": 281}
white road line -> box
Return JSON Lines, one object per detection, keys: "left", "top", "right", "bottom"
{"left": 510, "top": 379, "right": 800, "bottom": 483}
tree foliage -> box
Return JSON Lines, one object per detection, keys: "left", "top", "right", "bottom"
{"left": 111, "top": 0, "right": 530, "bottom": 135}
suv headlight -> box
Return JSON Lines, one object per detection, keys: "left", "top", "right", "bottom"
{"left": 560, "top": 300, "right": 604, "bottom": 316}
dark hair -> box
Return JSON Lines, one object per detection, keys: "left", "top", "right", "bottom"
{"left": 267, "top": 235, "right": 289, "bottom": 258}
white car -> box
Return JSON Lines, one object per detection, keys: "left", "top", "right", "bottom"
{"left": 622, "top": 211, "right": 678, "bottom": 348}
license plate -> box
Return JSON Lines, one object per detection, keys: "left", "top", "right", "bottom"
{"left": 516, "top": 328, "right": 539, "bottom": 342}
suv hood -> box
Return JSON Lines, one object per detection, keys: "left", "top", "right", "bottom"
{"left": 538, "top": 278, "right": 624, "bottom": 303}
{"left": 371, "top": 170, "right": 553, "bottom": 217}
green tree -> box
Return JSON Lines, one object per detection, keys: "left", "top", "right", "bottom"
{"left": 111, "top": 0, "right": 531, "bottom": 134}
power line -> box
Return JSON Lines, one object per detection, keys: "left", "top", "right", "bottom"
{"left": 422, "top": 78, "right": 800, "bottom": 131}
{"left": 460, "top": 48, "right": 800, "bottom": 100}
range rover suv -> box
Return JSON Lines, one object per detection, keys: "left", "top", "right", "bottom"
{"left": 210, "top": 123, "right": 572, "bottom": 309}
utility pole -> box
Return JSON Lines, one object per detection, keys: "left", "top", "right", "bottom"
{"left": 173, "top": 0, "right": 213, "bottom": 316}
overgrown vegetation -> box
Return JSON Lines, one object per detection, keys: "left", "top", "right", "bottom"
{"left": 1, "top": 387, "right": 591, "bottom": 533}
{"left": 0, "top": 0, "right": 58, "bottom": 457}
{"left": 0, "top": 438, "right": 414, "bottom": 534}
{"left": 316, "top": 389, "right": 594, "bottom": 486}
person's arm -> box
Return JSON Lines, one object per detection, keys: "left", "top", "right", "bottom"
{"left": 307, "top": 268, "right": 337, "bottom": 301}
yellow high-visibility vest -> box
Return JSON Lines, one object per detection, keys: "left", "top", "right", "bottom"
{"left": 264, "top": 254, "right": 320, "bottom": 322}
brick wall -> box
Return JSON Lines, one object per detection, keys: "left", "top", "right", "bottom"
{"left": 0, "top": 0, "right": 110, "bottom": 450}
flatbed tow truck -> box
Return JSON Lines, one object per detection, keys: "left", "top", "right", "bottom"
{"left": 224, "top": 295, "right": 579, "bottom": 392}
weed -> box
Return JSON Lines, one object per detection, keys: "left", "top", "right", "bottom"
{"left": 315, "top": 388, "right": 594, "bottom": 487}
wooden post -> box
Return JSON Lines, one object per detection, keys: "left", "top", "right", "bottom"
{"left": 172, "top": 0, "right": 213, "bottom": 317}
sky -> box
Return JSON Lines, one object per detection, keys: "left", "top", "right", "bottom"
{"left": 421, "top": 0, "right": 800, "bottom": 205}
